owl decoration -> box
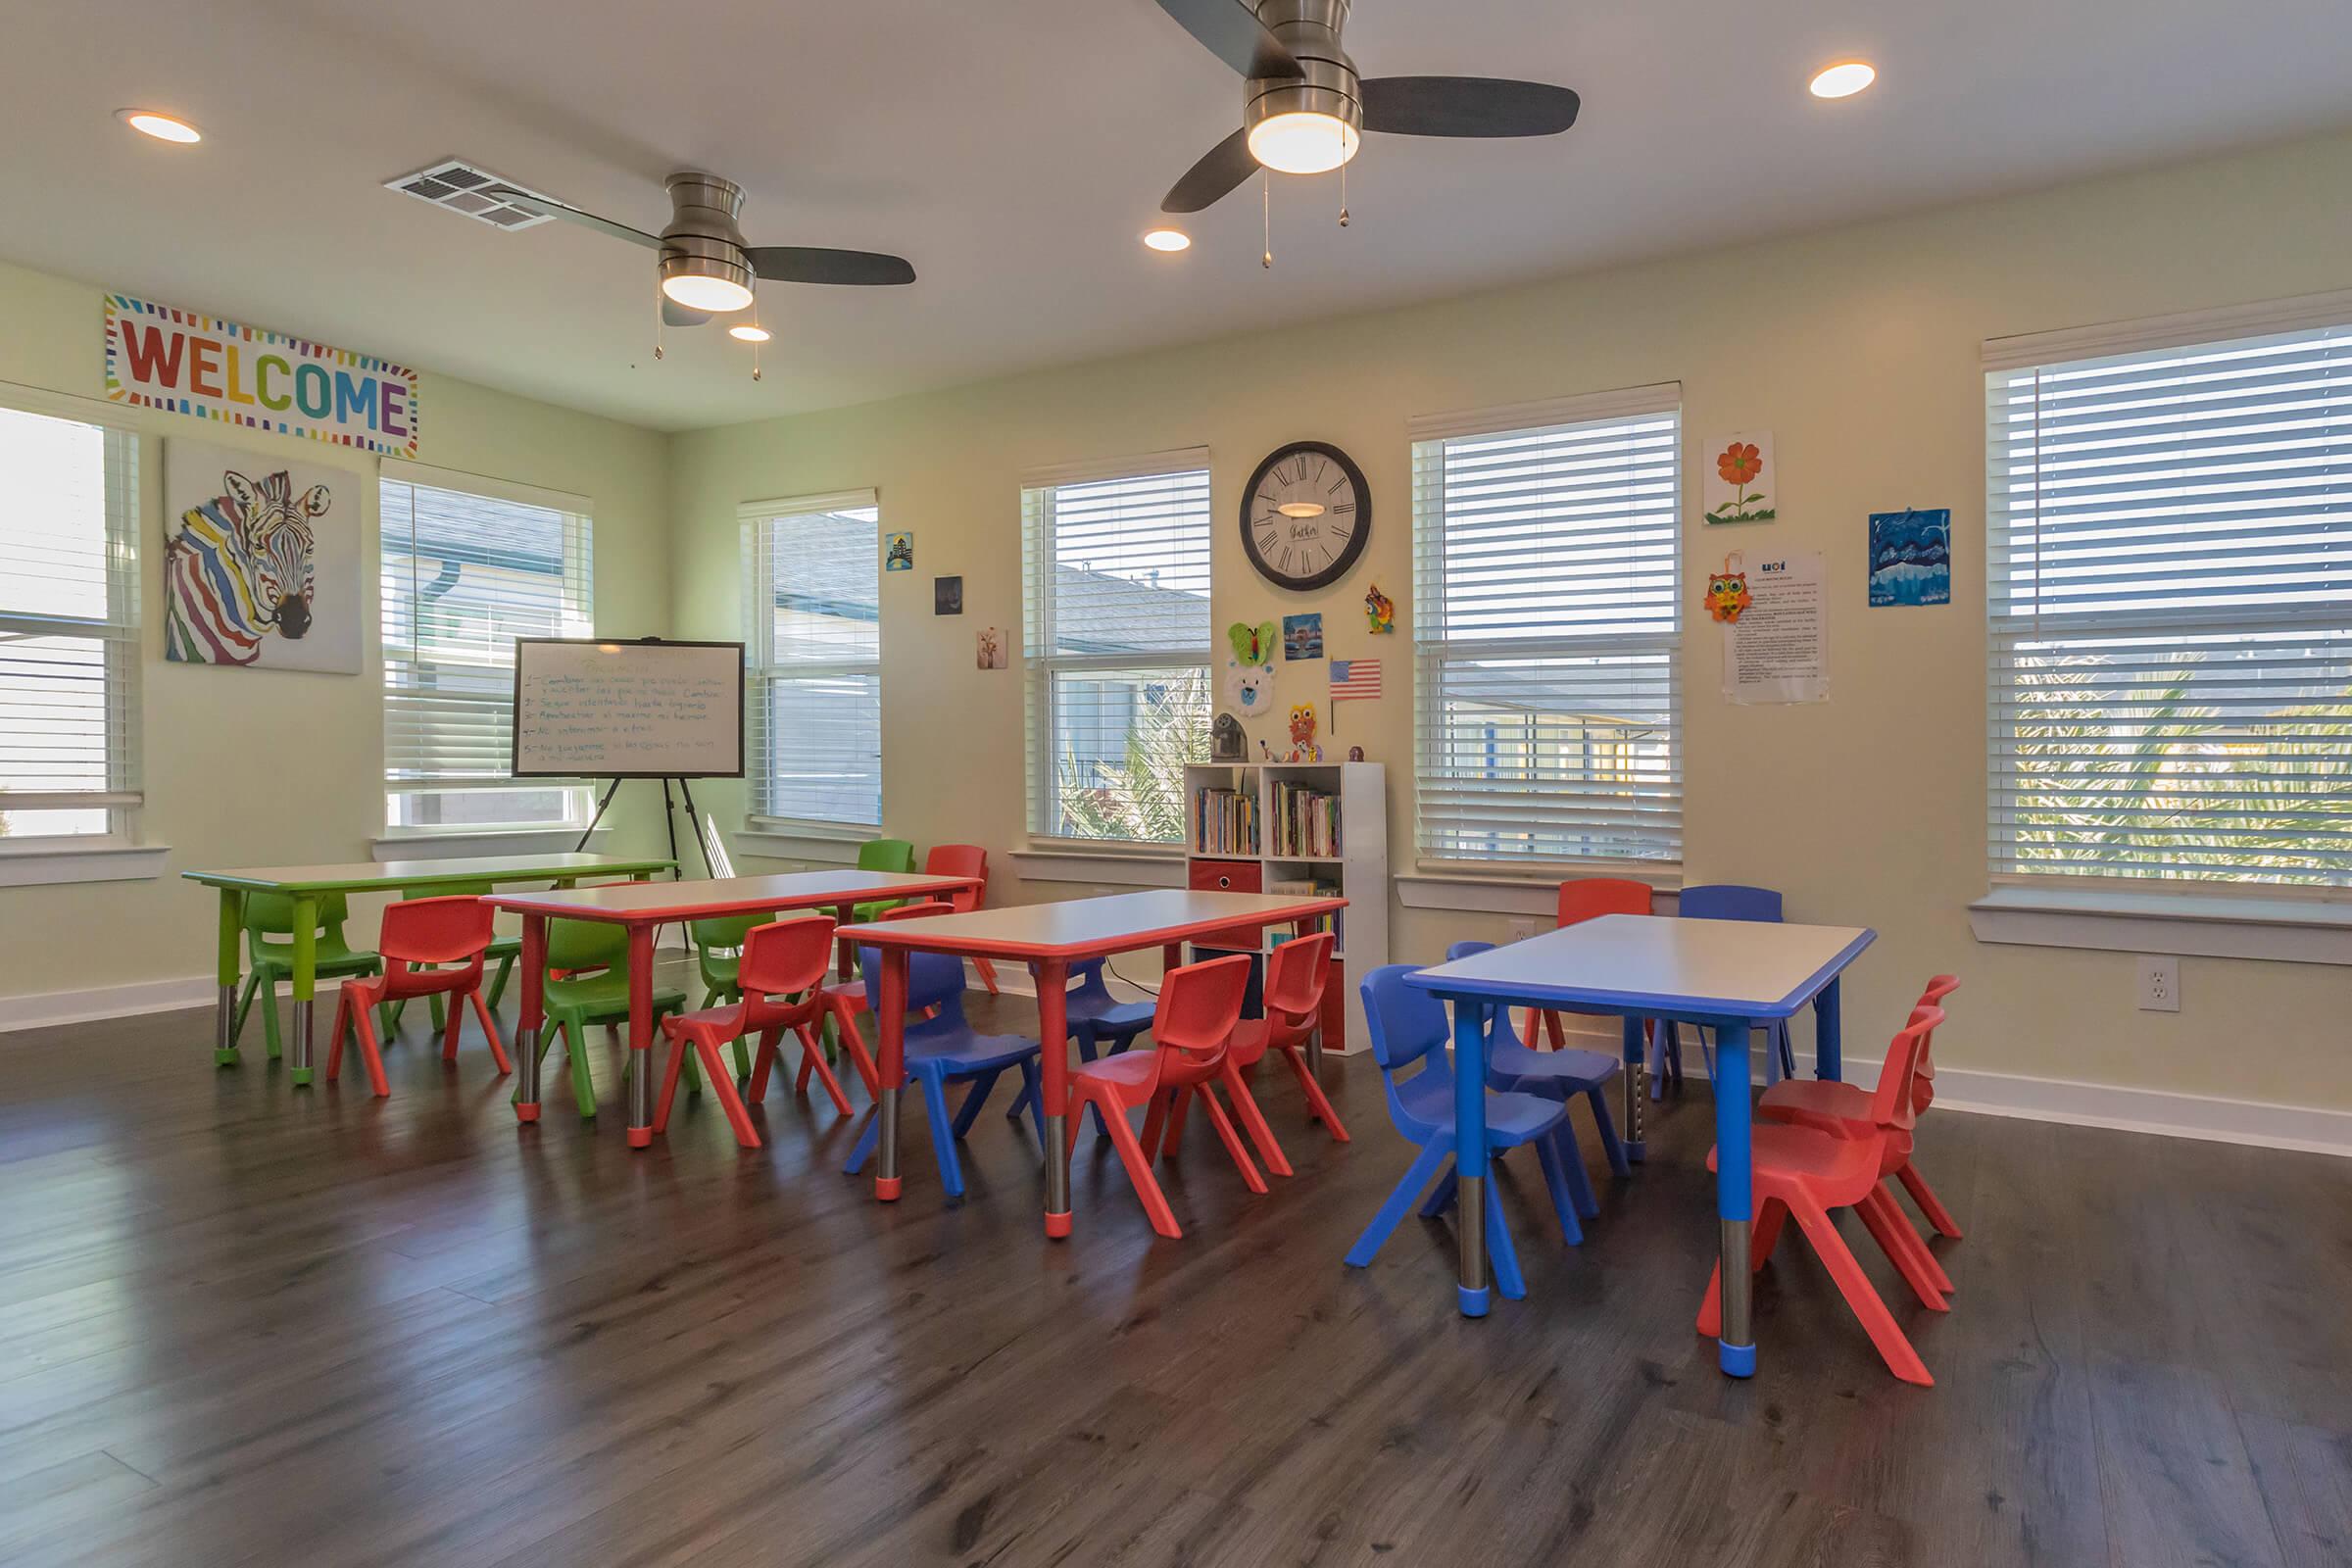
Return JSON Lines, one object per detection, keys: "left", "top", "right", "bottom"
{"left": 1284, "top": 703, "right": 1324, "bottom": 761}
{"left": 1363, "top": 582, "right": 1396, "bottom": 635}
{"left": 1705, "top": 569, "right": 1753, "bottom": 624}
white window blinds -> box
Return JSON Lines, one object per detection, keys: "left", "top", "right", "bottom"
{"left": 380, "top": 469, "right": 593, "bottom": 831}
{"left": 1410, "top": 386, "right": 1683, "bottom": 864}
{"left": 1987, "top": 309, "right": 2352, "bottom": 887}
{"left": 743, "top": 491, "right": 881, "bottom": 829}
{"left": 0, "top": 402, "right": 140, "bottom": 839}
{"left": 1021, "top": 452, "right": 1211, "bottom": 843}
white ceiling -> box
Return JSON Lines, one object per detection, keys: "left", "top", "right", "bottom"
{"left": 11, "top": 0, "right": 2352, "bottom": 431}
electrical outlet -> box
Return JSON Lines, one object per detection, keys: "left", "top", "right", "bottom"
{"left": 2136, "top": 955, "right": 2181, "bottom": 1012}
{"left": 1508, "top": 917, "right": 1538, "bottom": 942}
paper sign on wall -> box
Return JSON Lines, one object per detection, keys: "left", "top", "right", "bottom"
{"left": 1720, "top": 549, "right": 1828, "bottom": 704}
{"left": 104, "top": 294, "right": 419, "bottom": 458}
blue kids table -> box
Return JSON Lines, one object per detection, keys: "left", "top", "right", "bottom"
{"left": 1405, "top": 912, "right": 1875, "bottom": 1377}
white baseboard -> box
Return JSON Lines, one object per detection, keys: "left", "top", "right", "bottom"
{"left": 0, "top": 973, "right": 214, "bottom": 1033}
{"left": 1542, "top": 1017, "right": 2352, "bottom": 1158}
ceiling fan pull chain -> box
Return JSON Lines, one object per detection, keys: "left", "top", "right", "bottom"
{"left": 1339, "top": 161, "right": 1349, "bottom": 228}
{"left": 1261, "top": 172, "right": 1273, "bottom": 270}
{"left": 654, "top": 295, "right": 665, "bottom": 362}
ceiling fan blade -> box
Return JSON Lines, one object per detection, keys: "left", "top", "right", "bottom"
{"left": 746, "top": 247, "right": 916, "bottom": 285}
{"left": 1359, "top": 76, "right": 1582, "bottom": 138}
{"left": 483, "top": 188, "right": 664, "bottom": 249}
{"left": 662, "top": 296, "right": 712, "bottom": 328}
{"left": 1152, "top": 0, "right": 1302, "bottom": 80}
{"left": 1161, "top": 128, "right": 1257, "bottom": 214}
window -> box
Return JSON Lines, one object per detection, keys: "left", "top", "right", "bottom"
{"left": 1410, "top": 386, "right": 1682, "bottom": 865}
{"left": 0, "top": 401, "right": 140, "bottom": 843}
{"left": 1987, "top": 302, "right": 2352, "bottom": 888}
{"left": 1021, "top": 452, "right": 1212, "bottom": 843}
{"left": 742, "top": 491, "right": 882, "bottom": 829}
{"left": 380, "top": 469, "right": 593, "bottom": 833}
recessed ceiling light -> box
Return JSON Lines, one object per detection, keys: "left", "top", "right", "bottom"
{"left": 728, "top": 324, "right": 772, "bottom": 342}
{"left": 1143, "top": 228, "right": 1192, "bottom": 253}
{"left": 118, "top": 109, "right": 202, "bottom": 144}
{"left": 1808, "top": 61, "right": 1877, "bottom": 99}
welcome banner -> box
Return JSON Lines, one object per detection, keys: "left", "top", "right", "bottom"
{"left": 103, "top": 294, "right": 420, "bottom": 459}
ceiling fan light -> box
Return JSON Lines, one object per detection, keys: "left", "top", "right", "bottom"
{"left": 662, "top": 271, "right": 754, "bottom": 313}
{"left": 1248, "top": 111, "right": 1360, "bottom": 175}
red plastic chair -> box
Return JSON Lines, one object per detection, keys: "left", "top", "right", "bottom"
{"left": 1759, "top": 974, "right": 1965, "bottom": 1250}
{"left": 1527, "top": 877, "right": 1654, "bottom": 1048}
{"left": 1067, "top": 953, "right": 1263, "bottom": 1238}
{"left": 654, "top": 915, "right": 873, "bottom": 1149}
{"left": 326, "top": 896, "right": 510, "bottom": 1098}
{"left": 925, "top": 845, "right": 998, "bottom": 995}
{"left": 1695, "top": 1004, "right": 1946, "bottom": 1387}
{"left": 815, "top": 899, "right": 956, "bottom": 1045}
{"left": 1214, "top": 930, "right": 1347, "bottom": 1153}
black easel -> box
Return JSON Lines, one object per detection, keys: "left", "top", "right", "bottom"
{"left": 575, "top": 774, "right": 716, "bottom": 878}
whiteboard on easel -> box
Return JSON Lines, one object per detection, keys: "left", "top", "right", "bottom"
{"left": 511, "top": 638, "right": 745, "bottom": 778}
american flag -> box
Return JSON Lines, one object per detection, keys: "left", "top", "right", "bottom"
{"left": 1329, "top": 659, "right": 1383, "bottom": 702}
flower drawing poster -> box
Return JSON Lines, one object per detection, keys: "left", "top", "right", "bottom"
{"left": 1868, "top": 509, "right": 1951, "bottom": 606}
{"left": 1703, "top": 430, "right": 1776, "bottom": 525}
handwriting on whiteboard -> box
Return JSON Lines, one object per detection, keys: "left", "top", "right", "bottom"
{"left": 512, "top": 642, "right": 743, "bottom": 776}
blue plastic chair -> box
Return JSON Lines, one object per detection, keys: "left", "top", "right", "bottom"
{"left": 844, "top": 946, "right": 1046, "bottom": 1200}
{"left": 1344, "top": 965, "right": 1586, "bottom": 1298}
{"left": 1658, "top": 884, "right": 1798, "bottom": 1096}
{"left": 1013, "top": 956, "right": 1157, "bottom": 1136}
{"left": 1445, "top": 940, "right": 1629, "bottom": 1227}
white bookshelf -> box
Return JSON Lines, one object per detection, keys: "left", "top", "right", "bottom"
{"left": 1183, "top": 760, "right": 1389, "bottom": 1054}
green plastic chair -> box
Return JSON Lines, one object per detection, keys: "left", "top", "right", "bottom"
{"left": 520, "top": 917, "right": 687, "bottom": 1120}
{"left": 850, "top": 838, "right": 918, "bottom": 925}
{"left": 388, "top": 880, "right": 521, "bottom": 1034}
{"left": 690, "top": 913, "right": 764, "bottom": 1007}
{"left": 232, "top": 892, "right": 386, "bottom": 1059}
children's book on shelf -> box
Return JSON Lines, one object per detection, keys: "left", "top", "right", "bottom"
{"left": 1268, "top": 778, "right": 1341, "bottom": 858}
{"left": 1192, "top": 783, "right": 1259, "bottom": 857}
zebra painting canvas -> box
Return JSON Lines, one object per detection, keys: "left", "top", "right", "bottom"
{"left": 163, "top": 440, "right": 360, "bottom": 672}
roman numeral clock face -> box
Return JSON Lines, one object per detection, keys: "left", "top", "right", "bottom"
{"left": 1241, "top": 441, "right": 1371, "bottom": 592}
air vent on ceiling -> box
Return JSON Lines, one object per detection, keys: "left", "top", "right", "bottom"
{"left": 383, "top": 160, "right": 555, "bottom": 229}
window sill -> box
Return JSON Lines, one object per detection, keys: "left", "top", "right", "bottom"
{"left": 1968, "top": 885, "right": 2352, "bottom": 965}
{"left": 371, "top": 828, "right": 604, "bottom": 863}
{"left": 1010, "top": 844, "right": 1186, "bottom": 889}
{"left": 1397, "top": 868, "right": 1682, "bottom": 917}
{"left": 0, "top": 840, "right": 172, "bottom": 888}
{"left": 736, "top": 825, "right": 880, "bottom": 865}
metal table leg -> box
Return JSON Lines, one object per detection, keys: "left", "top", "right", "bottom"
{"left": 1036, "top": 957, "right": 1071, "bottom": 1239}
{"left": 1452, "top": 993, "right": 1491, "bottom": 1316}
{"left": 874, "top": 947, "right": 908, "bottom": 1200}
{"left": 514, "top": 913, "right": 548, "bottom": 1123}
{"left": 1814, "top": 977, "right": 1842, "bottom": 1081}
{"left": 215, "top": 887, "right": 245, "bottom": 1066}
{"left": 1620, "top": 1014, "right": 1647, "bottom": 1162}
{"left": 1714, "top": 1018, "right": 1756, "bottom": 1377}
{"left": 287, "top": 895, "right": 318, "bottom": 1087}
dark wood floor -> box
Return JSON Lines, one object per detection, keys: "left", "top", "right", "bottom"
{"left": 1, "top": 972, "right": 2347, "bottom": 1568}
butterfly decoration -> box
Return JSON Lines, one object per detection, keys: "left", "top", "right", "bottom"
{"left": 1227, "top": 620, "right": 1278, "bottom": 666}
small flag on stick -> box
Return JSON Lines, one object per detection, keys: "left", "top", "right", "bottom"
{"left": 1329, "top": 659, "right": 1382, "bottom": 732}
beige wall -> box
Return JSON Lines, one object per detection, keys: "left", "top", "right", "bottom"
{"left": 670, "top": 128, "right": 2352, "bottom": 1113}
{"left": 0, "top": 256, "right": 674, "bottom": 999}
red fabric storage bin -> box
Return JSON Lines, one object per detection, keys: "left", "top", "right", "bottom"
{"left": 1189, "top": 858, "right": 1261, "bottom": 948}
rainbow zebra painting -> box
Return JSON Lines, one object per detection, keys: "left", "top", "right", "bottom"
{"left": 163, "top": 445, "right": 349, "bottom": 670}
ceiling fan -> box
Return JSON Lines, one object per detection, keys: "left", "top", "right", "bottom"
{"left": 1150, "top": 0, "right": 1581, "bottom": 213}
{"left": 487, "top": 172, "right": 916, "bottom": 330}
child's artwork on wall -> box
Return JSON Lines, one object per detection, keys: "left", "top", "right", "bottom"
{"left": 1282, "top": 612, "right": 1323, "bottom": 662}
{"left": 163, "top": 439, "right": 360, "bottom": 672}
{"left": 1223, "top": 656, "right": 1277, "bottom": 717}
{"left": 1228, "top": 620, "right": 1277, "bottom": 666}
{"left": 976, "top": 626, "right": 1007, "bottom": 669}
{"left": 1363, "top": 582, "right": 1396, "bottom": 634}
{"left": 1282, "top": 703, "right": 1324, "bottom": 761}
{"left": 1703, "top": 430, "right": 1777, "bottom": 524}
{"left": 934, "top": 575, "right": 963, "bottom": 614}
{"left": 1704, "top": 561, "right": 1753, "bottom": 623}
{"left": 884, "top": 531, "right": 914, "bottom": 571}
{"left": 1868, "top": 508, "right": 1951, "bottom": 606}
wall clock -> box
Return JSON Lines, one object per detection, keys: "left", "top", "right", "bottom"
{"left": 1240, "top": 441, "right": 1370, "bottom": 591}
